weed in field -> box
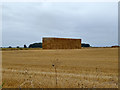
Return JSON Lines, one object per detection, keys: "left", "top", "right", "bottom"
{"left": 0, "top": 82, "right": 5, "bottom": 89}
{"left": 51, "top": 59, "right": 61, "bottom": 88}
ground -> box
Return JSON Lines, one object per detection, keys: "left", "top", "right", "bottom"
{"left": 2, "top": 48, "right": 118, "bottom": 88}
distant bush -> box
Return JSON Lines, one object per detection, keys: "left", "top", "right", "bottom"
{"left": 17, "top": 46, "right": 19, "bottom": 48}
{"left": 8, "top": 46, "right": 12, "bottom": 48}
{"left": 29, "top": 43, "right": 42, "bottom": 48}
{"left": 81, "top": 43, "right": 90, "bottom": 47}
{"left": 24, "top": 45, "right": 27, "bottom": 48}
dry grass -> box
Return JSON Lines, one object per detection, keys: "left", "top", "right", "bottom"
{"left": 2, "top": 48, "right": 118, "bottom": 88}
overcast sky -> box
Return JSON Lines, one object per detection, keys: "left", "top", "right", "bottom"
{"left": 2, "top": 2, "right": 118, "bottom": 47}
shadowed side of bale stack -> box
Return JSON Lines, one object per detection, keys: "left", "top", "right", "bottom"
{"left": 42, "top": 37, "right": 81, "bottom": 49}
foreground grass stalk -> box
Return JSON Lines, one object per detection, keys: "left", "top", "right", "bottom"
{"left": 55, "top": 67, "right": 57, "bottom": 87}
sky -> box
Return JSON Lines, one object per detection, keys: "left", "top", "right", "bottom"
{"left": 2, "top": 2, "right": 118, "bottom": 47}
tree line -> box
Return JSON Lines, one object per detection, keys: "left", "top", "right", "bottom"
{"left": 5, "top": 42, "right": 90, "bottom": 48}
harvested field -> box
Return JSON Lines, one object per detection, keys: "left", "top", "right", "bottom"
{"left": 2, "top": 48, "right": 118, "bottom": 88}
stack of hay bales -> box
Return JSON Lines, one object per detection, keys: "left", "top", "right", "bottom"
{"left": 42, "top": 37, "right": 81, "bottom": 49}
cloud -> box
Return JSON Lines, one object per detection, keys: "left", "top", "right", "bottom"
{"left": 2, "top": 2, "right": 118, "bottom": 47}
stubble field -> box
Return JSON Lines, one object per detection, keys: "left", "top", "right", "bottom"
{"left": 2, "top": 48, "right": 118, "bottom": 88}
